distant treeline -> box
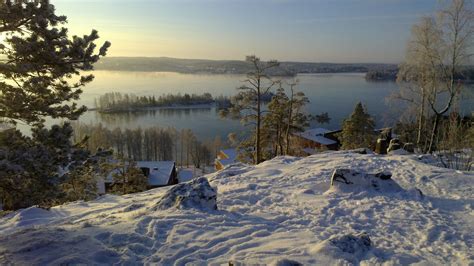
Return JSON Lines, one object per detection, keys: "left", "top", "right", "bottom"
{"left": 365, "top": 69, "right": 398, "bottom": 81}
{"left": 95, "top": 57, "right": 398, "bottom": 76}
{"left": 365, "top": 66, "right": 474, "bottom": 82}
{"left": 93, "top": 92, "right": 273, "bottom": 113}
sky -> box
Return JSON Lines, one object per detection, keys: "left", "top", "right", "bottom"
{"left": 53, "top": 0, "right": 440, "bottom": 63}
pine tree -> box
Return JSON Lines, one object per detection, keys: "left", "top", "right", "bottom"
{"left": 263, "top": 81, "right": 310, "bottom": 157}
{"left": 264, "top": 86, "right": 288, "bottom": 157}
{"left": 108, "top": 157, "right": 148, "bottom": 195}
{"left": 0, "top": 0, "right": 110, "bottom": 125}
{"left": 0, "top": 123, "right": 109, "bottom": 210}
{"left": 340, "top": 102, "right": 376, "bottom": 150}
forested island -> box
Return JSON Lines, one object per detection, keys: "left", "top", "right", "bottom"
{"left": 92, "top": 92, "right": 273, "bottom": 113}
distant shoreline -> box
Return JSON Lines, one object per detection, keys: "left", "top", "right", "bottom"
{"left": 94, "top": 57, "right": 397, "bottom": 77}
{"left": 88, "top": 103, "right": 217, "bottom": 113}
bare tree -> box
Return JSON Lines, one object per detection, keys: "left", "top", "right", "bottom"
{"left": 398, "top": 0, "right": 474, "bottom": 153}
{"left": 222, "top": 55, "right": 279, "bottom": 164}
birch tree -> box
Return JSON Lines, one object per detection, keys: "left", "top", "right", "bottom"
{"left": 397, "top": 0, "right": 474, "bottom": 153}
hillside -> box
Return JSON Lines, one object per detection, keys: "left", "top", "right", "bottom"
{"left": 94, "top": 57, "right": 397, "bottom": 76}
{"left": 0, "top": 151, "right": 472, "bottom": 265}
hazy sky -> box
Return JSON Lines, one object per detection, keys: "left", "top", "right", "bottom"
{"left": 54, "top": 0, "right": 439, "bottom": 63}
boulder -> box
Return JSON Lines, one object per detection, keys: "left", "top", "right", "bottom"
{"left": 329, "top": 169, "right": 401, "bottom": 193}
{"left": 350, "top": 148, "right": 372, "bottom": 154}
{"left": 328, "top": 232, "right": 371, "bottom": 255}
{"left": 328, "top": 169, "right": 423, "bottom": 198}
{"left": 309, "top": 232, "right": 372, "bottom": 264}
{"left": 375, "top": 138, "right": 388, "bottom": 154}
{"left": 153, "top": 177, "right": 217, "bottom": 211}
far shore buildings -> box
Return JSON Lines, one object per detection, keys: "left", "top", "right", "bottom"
{"left": 99, "top": 161, "right": 178, "bottom": 194}
{"left": 293, "top": 128, "right": 341, "bottom": 154}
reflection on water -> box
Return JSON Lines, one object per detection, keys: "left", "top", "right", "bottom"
{"left": 69, "top": 71, "right": 474, "bottom": 141}
{"left": 94, "top": 107, "right": 215, "bottom": 125}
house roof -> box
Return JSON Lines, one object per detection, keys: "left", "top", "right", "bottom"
{"left": 137, "top": 161, "right": 175, "bottom": 186}
{"left": 104, "top": 161, "right": 175, "bottom": 187}
{"left": 294, "top": 128, "right": 337, "bottom": 145}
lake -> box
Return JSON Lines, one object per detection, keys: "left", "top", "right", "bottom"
{"left": 48, "top": 71, "right": 474, "bottom": 141}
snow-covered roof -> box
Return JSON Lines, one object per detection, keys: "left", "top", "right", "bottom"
{"left": 137, "top": 161, "right": 175, "bottom": 186}
{"left": 219, "top": 149, "right": 237, "bottom": 166}
{"left": 104, "top": 161, "right": 175, "bottom": 187}
{"left": 295, "top": 128, "right": 337, "bottom": 145}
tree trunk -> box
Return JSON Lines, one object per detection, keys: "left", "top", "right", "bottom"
{"left": 180, "top": 131, "right": 184, "bottom": 167}
{"left": 427, "top": 114, "right": 441, "bottom": 153}
{"left": 256, "top": 79, "right": 261, "bottom": 164}
{"left": 416, "top": 87, "right": 426, "bottom": 148}
{"left": 285, "top": 88, "right": 294, "bottom": 155}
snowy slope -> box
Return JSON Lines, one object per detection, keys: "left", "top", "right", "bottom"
{"left": 0, "top": 151, "right": 473, "bottom": 265}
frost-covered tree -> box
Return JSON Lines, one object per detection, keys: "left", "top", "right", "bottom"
{"left": 396, "top": 0, "right": 474, "bottom": 153}
{"left": 0, "top": 123, "right": 109, "bottom": 210}
{"left": 340, "top": 102, "right": 376, "bottom": 150}
{"left": 60, "top": 146, "right": 111, "bottom": 203}
{"left": 0, "top": 0, "right": 110, "bottom": 125}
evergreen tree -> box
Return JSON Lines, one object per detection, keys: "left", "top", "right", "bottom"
{"left": 0, "top": 123, "right": 109, "bottom": 210}
{"left": 264, "top": 86, "right": 288, "bottom": 157}
{"left": 284, "top": 81, "right": 310, "bottom": 155}
{"left": 0, "top": 0, "right": 110, "bottom": 125}
{"left": 314, "top": 112, "right": 331, "bottom": 124}
{"left": 263, "top": 82, "right": 310, "bottom": 157}
{"left": 108, "top": 157, "right": 148, "bottom": 195}
{"left": 340, "top": 102, "right": 376, "bottom": 150}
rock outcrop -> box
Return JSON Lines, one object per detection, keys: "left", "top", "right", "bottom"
{"left": 328, "top": 168, "right": 423, "bottom": 198}
{"left": 153, "top": 177, "right": 217, "bottom": 211}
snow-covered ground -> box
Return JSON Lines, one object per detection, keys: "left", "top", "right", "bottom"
{"left": 0, "top": 151, "right": 473, "bottom": 265}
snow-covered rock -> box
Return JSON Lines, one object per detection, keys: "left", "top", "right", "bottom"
{"left": 153, "top": 177, "right": 217, "bottom": 211}
{"left": 329, "top": 168, "right": 397, "bottom": 192}
{"left": 328, "top": 168, "right": 423, "bottom": 199}
{"left": 0, "top": 151, "right": 472, "bottom": 265}
{"left": 310, "top": 232, "right": 371, "bottom": 263}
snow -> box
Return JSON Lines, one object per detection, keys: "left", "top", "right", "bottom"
{"left": 294, "top": 128, "right": 337, "bottom": 145}
{"left": 137, "top": 161, "right": 175, "bottom": 186}
{"left": 153, "top": 177, "right": 217, "bottom": 211}
{"left": 217, "top": 149, "right": 238, "bottom": 167}
{"left": 102, "top": 161, "right": 175, "bottom": 191}
{"left": 0, "top": 151, "right": 473, "bottom": 265}
{"left": 177, "top": 169, "right": 194, "bottom": 183}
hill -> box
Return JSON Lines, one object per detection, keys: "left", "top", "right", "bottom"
{"left": 94, "top": 57, "right": 397, "bottom": 76}
{"left": 0, "top": 151, "right": 472, "bottom": 264}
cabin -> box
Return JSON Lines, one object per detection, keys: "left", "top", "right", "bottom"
{"left": 98, "top": 161, "right": 178, "bottom": 194}
{"left": 215, "top": 149, "right": 237, "bottom": 170}
{"left": 293, "top": 128, "right": 340, "bottom": 154}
